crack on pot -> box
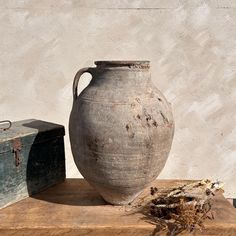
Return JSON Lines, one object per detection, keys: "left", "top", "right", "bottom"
{"left": 160, "top": 111, "right": 169, "bottom": 124}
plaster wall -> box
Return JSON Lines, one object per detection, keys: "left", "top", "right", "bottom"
{"left": 0, "top": 0, "right": 236, "bottom": 197}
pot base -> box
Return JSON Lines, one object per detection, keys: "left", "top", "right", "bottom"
{"left": 89, "top": 181, "right": 144, "bottom": 205}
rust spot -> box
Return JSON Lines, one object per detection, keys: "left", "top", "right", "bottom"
{"left": 12, "top": 138, "right": 22, "bottom": 167}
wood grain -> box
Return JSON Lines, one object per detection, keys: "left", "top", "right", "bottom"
{"left": 0, "top": 119, "right": 65, "bottom": 209}
{"left": 0, "top": 179, "right": 236, "bottom": 236}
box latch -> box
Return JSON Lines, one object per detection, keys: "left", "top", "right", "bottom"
{"left": 12, "top": 138, "right": 22, "bottom": 167}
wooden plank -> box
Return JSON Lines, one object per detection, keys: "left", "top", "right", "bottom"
{"left": 0, "top": 179, "right": 236, "bottom": 236}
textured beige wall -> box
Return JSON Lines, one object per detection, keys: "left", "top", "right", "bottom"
{"left": 0, "top": 0, "right": 236, "bottom": 197}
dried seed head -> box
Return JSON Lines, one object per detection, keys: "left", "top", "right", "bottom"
{"left": 150, "top": 187, "right": 158, "bottom": 195}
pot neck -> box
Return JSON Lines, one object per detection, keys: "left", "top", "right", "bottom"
{"left": 91, "top": 61, "right": 151, "bottom": 84}
{"left": 93, "top": 67, "right": 151, "bottom": 83}
{"left": 95, "top": 61, "right": 150, "bottom": 70}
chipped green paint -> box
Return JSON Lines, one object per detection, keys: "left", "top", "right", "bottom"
{"left": 0, "top": 119, "right": 65, "bottom": 209}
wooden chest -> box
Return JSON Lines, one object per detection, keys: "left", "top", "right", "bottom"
{"left": 0, "top": 119, "right": 65, "bottom": 209}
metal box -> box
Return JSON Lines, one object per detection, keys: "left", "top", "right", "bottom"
{"left": 0, "top": 119, "right": 65, "bottom": 209}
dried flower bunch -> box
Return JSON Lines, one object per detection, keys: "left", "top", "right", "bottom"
{"left": 148, "top": 180, "right": 224, "bottom": 235}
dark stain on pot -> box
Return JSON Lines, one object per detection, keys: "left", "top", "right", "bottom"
{"left": 158, "top": 97, "right": 162, "bottom": 102}
{"left": 87, "top": 138, "right": 100, "bottom": 161}
{"left": 134, "top": 110, "right": 158, "bottom": 128}
{"left": 145, "top": 114, "right": 152, "bottom": 122}
{"left": 152, "top": 121, "right": 158, "bottom": 127}
{"left": 143, "top": 109, "right": 158, "bottom": 128}
{"left": 125, "top": 124, "right": 135, "bottom": 138}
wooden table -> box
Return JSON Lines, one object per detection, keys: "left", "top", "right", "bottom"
{"left": 0, "top": 179, "right": 236, "bottom": 235}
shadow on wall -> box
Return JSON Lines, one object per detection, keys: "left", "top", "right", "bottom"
{"left": 23, "top": 120, "right": 106, "bottom": 206}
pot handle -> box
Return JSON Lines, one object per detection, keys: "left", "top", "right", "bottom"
{"left": 73, "top": 67, "right": 94, "bottom": 101}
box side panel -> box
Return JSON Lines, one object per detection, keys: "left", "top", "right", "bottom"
{"left": 0, "top": 137, "right": 65, "bottom": 209}
{"left": 27, "top": 137, "right": 65, "bottom": 195}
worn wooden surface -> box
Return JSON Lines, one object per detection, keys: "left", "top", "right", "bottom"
{"left": 0, "top": 119, "right": 65, "bottom": 209}
{"left": 0, "top": 179, "right": 236, "bottom": 236}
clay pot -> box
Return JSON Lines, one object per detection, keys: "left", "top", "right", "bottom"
{"left": 69, "top": 61, "right": 174, "bottom": 205}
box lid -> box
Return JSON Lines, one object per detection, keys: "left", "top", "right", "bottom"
{"left": 0, "top": 119, "right": 65, "bottom": 154}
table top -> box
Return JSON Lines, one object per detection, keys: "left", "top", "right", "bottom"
{"left": 0, "top": 179, "right": 236, "bottom": 236}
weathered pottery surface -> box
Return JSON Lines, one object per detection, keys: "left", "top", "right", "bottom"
{"left": 69, "top": 61, "right": 174, "bottom": 205}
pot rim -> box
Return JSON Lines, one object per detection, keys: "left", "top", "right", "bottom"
{"left": 94, "top": 60, "right": 150, "bottom": 68}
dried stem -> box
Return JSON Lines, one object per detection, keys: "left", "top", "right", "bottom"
{"left": 147, "top": 179, "right": 223, "bottom": 235}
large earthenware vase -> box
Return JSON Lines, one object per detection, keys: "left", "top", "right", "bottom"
{"left": 69, "top": 61, "right": 174, "bottom": 205}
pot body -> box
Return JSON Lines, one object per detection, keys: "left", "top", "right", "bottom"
{"left": 69, "top": 61, "right": 174, "bottom": 205}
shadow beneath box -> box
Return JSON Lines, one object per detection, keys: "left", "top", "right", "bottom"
{"left": 22, "top": 120, "right": 107, "bottom": 207}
